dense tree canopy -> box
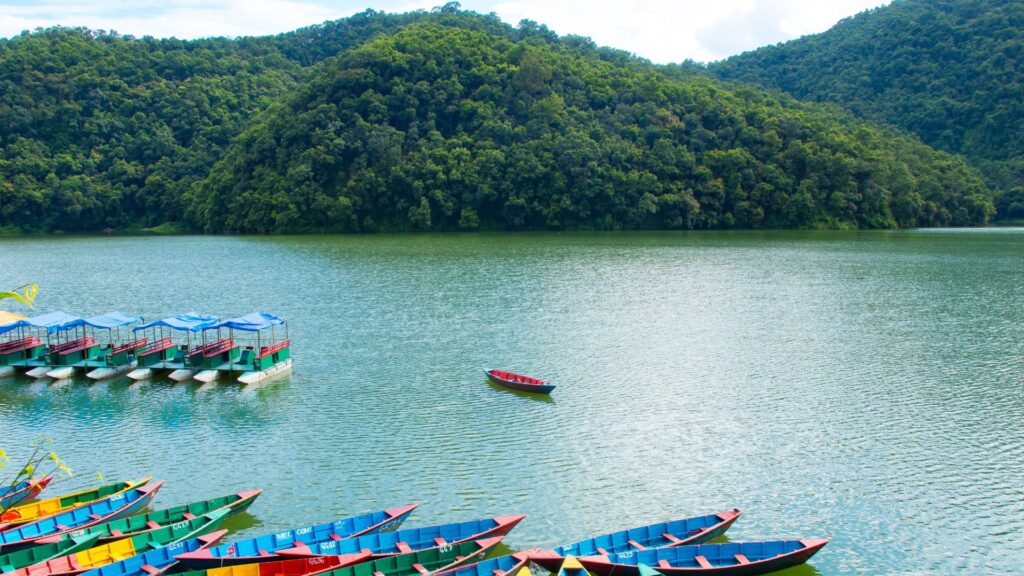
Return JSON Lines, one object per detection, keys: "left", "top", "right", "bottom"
{"left": 0, "top": 6, "right": 998, "bottom": 233}
{"left": 710, "top": 0, "right": 1024, "bottom": 206}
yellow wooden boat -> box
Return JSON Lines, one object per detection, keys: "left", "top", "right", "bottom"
{"left": 0, "top": 478, "right": 151, "bottom": 527}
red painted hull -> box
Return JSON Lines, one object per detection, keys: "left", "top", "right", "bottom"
{"left": 485, "top": 370, "right": 555, "bottom": 394}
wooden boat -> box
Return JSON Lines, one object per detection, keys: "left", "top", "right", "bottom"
{"left": 0, "top": 477, "right": 53, "bottom": 510}
{"left": 484, "top": 370, "right": 555, "bottom": 394}
{"left": 46, "top": 490, "right": 262, "bottom": 547}
{"left": 0, "top": 477, "right": 151, "bottom": 532}
{"left": 174, "top": 504, "right": 418, "bottom": 569}
{"left": 0, "top": 533, "right": 102, "bottom": 573}
{"left": 565, "top": 539, "right": 829, "bottom": 576}
{"left": 527, "top": 510, "right": 742, "bottom": 570}
{"left": 75, "top": 531, "right": 227, "bottom": 576}
{"left": 276, "top": 515, "right": 526, "bottom": 560}
{"left": 432, "top": 551, "right": 536, "bottom": 576}
{"left": 177, "top": 552, "right": 372, "bottom": 576}
{"left": 175, "top": 537, "right": 504, "bottom": 576}
{"left": 556, "top": 557, "right": 587, "bottom": 576}
{"left": 6, "top": 509, "right": 231, "bottom": 576}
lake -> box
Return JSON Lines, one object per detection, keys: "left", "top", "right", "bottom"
{"left": 1, "top": 230, "right": 1022, "bottom": 575}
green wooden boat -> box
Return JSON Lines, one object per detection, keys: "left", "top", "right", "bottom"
{"left": 174, "top": 537, "right": 505, "bottom": 576}
{"left": 0, "top": 533, "right": 102, "bottom": 573}
{"left": 46, "top": 490, "right": 261, "bottom": 547}
{"left": 5, "top": 509, "right": 232, "bottom": 576}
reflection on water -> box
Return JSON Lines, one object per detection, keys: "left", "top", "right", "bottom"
{"left": 1, "top": 230, "right": 1022, "bottom": 575}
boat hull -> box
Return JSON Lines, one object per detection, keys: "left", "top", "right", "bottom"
{"left": 573, "top": 539, "right": 829, "bottom": 576}
{"left": 125, "top": 368, "right": 153, "bottom": 381}
{"left": 26, "top": 366, "right": 51, "bottom": 378}
{"left": 0, "top": 366, "right": 15, "bottom": 377}
{"left": 237, "top": 359, "right": 292, "bottom": 385}
{"left": 46, "top": 367, "right": 76, "bottom": 380}
{"left": 168, "top": 369, "right": 195, "bottom": 382}
{"left": 194, "top": 370, "right": 219, "bottom": 383}
{"left": 87, "top": 364, "right": 134, "bottom": 381}
{"left": 485, "top": 370, "right": 555, "bottom": 394}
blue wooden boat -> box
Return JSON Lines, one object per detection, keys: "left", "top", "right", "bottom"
{"left": 432, "top": 551, "right": 536, "bottom": 576}
{"left": 0, "top": 477, "right": 52, "bottom": 510}
{"left": 550, "top": 539, "right": 829, "bottom": 576}
{"left": 174, "top": 504, "right": 417, "bottom": 569}
{"left": 528, "top": 510, "right": 741, "bottom": 571}
{"left": 0, "top": 482, "right": 163, "bottom": 551}
{"left": 276, "top": 514, "right": 525, "bottom": 560}
{"left": 75, "top": 531, "right": 226, "bottom": 576}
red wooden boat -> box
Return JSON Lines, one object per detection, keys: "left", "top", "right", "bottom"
{"left": 485, "top": 369, "right": 555, "bottom": 394}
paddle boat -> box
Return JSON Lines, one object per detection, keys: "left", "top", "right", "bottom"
{"left": 75, "top": 531, "right": 227, "bottom": 576}
{"left": 50, "top": 490, "right": 262, "bottom": 546}
{"left": 528, "top": 510, "right": 742, "bottom": 570}
{"left": 127, "top": 314, "right": 219, "bottom": 381}
{"left": 484, "top": 370, "right": 555, "bottom": 394}
{"left": 0, "top": 311, "right": 34, "bottom": 377}
{"left": 174, "top": 504, "right": 417, "bottom": 569}
{"left": 568, "top": 539, "right": 829, "bottom": 576}
{"left": 0, "top": 478, "right": 153, "bottom": 537}
{"left": 0, "top": 477, "right": 53, "bottom": 510}
{"left": 274, "top": 515, "right": 525, "bottom": 560}
{"left": 433, "top": 551, "right": 537, "bottom": 576}
{"left": 43, "top": 312, "right": 145, "bottom": 380}
{"left": 6, "top": 509, "right": 230, "bottom": 576}
{"left": 0, "top": 312, "right": 82, "bottom": 378}
{"left": 192, "top": 312, "right": 291, "bottom": 384}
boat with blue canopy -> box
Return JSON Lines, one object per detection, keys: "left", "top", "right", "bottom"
{"left": 44, "top": 312, "right": 145, "bottom": 380}
{"left": 126, "top": 313, "right": 219, "bottom": 381}
{"left": 191, "top": 312, "right": 291, "bottom": 385}
{"left": 0, "top": 311, "right": 78, "bottom": 377}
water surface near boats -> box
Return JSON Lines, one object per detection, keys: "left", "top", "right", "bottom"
{"left": 1, "top": 230, "right": 1022, "bottom": 575}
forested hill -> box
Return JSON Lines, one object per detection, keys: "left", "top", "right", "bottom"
{"left": 710, "top": 0, "right": 1024, "bottom": 219}
{"left": 0, "top": 7, "right": 996, "bottom": 233}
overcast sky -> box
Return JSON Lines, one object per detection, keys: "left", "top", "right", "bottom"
{"left": 0, "top": 0, "right": 890, "bottom": 63}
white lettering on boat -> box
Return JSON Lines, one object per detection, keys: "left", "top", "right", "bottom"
{"left": 295, "top": 527, "right": 312, "bottom": 536}
{"left": 437, "top": 545, "right": 453, "bottom": 554}
{"left": 168, "top": 542, "right": 184, "bottom": 551}
{"left": 172, "top": 521, "right": 189, "bottom": 530}
{"left": 320, "top": 541, "right": 336, "bottom": 550}
{"left": 276, "top": 531, "right": 292, "bottom": 540}
{"left": 617, "top": 552, "right": 633, "bottom": 559}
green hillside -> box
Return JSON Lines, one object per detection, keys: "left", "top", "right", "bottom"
{"left": 710, "top": 0, "right": 1024, "bottom": 218}
{"left": 0, "top": 6, "right": 997, "bottom": 233}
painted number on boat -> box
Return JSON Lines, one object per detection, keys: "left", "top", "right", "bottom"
{"left": 320, "top": 541, "right": 337, "bottom": 551}
{"left": 437, "top": 545, "right": 453, "bottom": 554}
{"left": 110, "top": 493, "right": 124, "bottom": 502}
{"left": 617, "top": 552, "right": 634, "bottom": 559}
{"left": 309, "top": 558, "right": 326, "bottom": 566}
{"left": 296, "top": 527, "right": 313, "bottom": 536}
{"left": 172, "top": 521, "right": 189, "bottom": 530}
{"left": 276, "top": 531, "right": 293, "bottom": 541}
{"left": 168, "top": 542, "right": 185, "bottom": 551}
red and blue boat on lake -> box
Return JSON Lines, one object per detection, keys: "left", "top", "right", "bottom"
{"left": 0, "top": 481, "right": 162, "bottom": 550}
{"left": 174, "top": 504, "right": 417, "bottom": 569}
{"left": 274, "top": 514, "right": 526, "bottom": 560}
{"left": 433, "top": 550, "right": 537, "bottom": 576}
{"left": 538, "top": 539, "right": 829, "bottom": 576}
{"left": 484, "top": 370, "right": 555, "bottom": 394}
{"left": 529, "top": 510, "right": 742, "bottom": 570}
{"left": 76, "top": 531, "right": 227, "bottom": 576}
{"left": 0, "top": 477, "right": 53, "bottom": 510}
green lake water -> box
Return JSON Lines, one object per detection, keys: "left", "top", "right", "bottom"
{"left": 1, "top": 230, "right": 1022, "bottom": 575}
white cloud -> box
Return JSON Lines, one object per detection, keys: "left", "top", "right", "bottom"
{"left": 0, "top": 0, "right": 890, "bottom": 61}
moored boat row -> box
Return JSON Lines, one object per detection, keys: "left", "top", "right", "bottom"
{"left": 0, "top": 312, "right": 290, "bottom": 385}
{"left": 0, "top": 473, "right": 828, "bottom": 576}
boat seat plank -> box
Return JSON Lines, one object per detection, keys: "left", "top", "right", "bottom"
{"left": 661, "top": 532, "right": 684, "bottom": 544}
{"left": 411, "top": 564, "right": 430, "bottom": 576}
{"left": 694, "top": 556, "right": 712, "bottom": 569}
{"left": 140, "top": 565, "right": 162, "bottom": 575}
{"left": 329, "top": 534, "right": 343, "bottom": 541}
{"left": 182, "top": 513, "right": 196, "bottom": 520}
{"left": 597, "top": 547, "right": 609, "bottom": 556}
{"left": 626, "top": 540, "right": 647, "bottom": 551}
{"left": 395, "top": 542, "right": 413, "bottom": 554}
{"left": 657, "top": 561, "right": 671, "bottom": 569}
{"left": 734, "top": 554, "right": 750, "bottom": 565}
{"left": 433, "top": 537, "right": 447, "bottom": 546}
{"left": 146, "top": 521, "right": 162, "bottom": 529}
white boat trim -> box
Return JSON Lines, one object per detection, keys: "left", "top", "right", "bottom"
{"left": 193, "top": 369, "right": 219, "bottom": 383}
{"left": 126, "top": 368, "right": 153, "bottom": 381}
{"left": 26, "top": 366, "right": 51, "bottom": 378}
{"left": 46, "top": 366, "right": 76, "bottom": 379}
{"left": 237, "top": 358, "right": 292, "bottom": 385}
{"left": 168, "top": 369, "right": 195, "bottom": 381}
{"left": 87, "top": 363, "right": 134, "bottom": 380}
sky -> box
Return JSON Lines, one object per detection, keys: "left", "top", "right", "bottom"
{"left": 0, "top": 0, "right": 891, "bottom": 63}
